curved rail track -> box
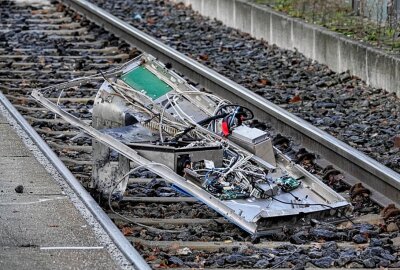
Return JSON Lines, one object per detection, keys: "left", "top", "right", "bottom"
{"left": 1, "top": 0, "right": 400, "bottom": 269}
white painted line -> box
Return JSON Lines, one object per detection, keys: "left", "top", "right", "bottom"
{"left": 40, "top": 246, "right": 104, "bottom": 250}
{"left": 0, "top": 196, "right": 67, "bottom": 206}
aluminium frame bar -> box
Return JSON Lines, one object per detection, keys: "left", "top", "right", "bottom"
{"left": 32, "top": 90, "right": 259, "bottom": 234}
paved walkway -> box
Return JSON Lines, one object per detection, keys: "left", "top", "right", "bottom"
{"left": 0, "top": 112, "right": 119, "bottom": 269}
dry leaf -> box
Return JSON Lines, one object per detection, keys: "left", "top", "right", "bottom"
{"left": 289, "top": 95, "right": 302, "bottom": 103}
{"left": 121, "top": 226, "right": 134, "bottom": 236}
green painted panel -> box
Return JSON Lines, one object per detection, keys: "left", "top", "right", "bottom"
{"left": 121, "top": 66, "right": 172, "bottom": 100}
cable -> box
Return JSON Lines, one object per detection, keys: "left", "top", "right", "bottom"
{"left": 166, "top": 93, "right": 190, "bottom": 125}
{"left": 167, "top": 94, "right": 212, "bottom": 141}
{"left": 215, "top": 104, "right": 254, "bottom": 121}
{"left": 161, "top": 94, "right": 257, "bottom": 171}
{"left": 159, "top": 101, "right": 168, "bottom": 143}
{"left": 108, "top": 163, "right": 188, "bottom": 234}
{"left": 229, "top": 106, "right": 239, "bottom": 127}
{"left": 171, "top": 112, "right": 229, "bottom": 142}
{"left": 236, "top": 169, "right": 266, "bottom": 178}
{"left": 270, "top": 195, "right": 355, "bottom": 225}
{"left": 110, "top": 81, "right": 153, "bottom": 103}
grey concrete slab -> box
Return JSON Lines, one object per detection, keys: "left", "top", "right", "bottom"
{"left": 0, "top": 125, "right": 31, "bottom": 157}
{"left": 0, "top": 156, "right": 61, "bottom": 195}
{"left": 367, "top": 48, "right": 397, "bottom": 92}
{"left": 0, "top": 247, "right": 116, "bottom": 270}
{"left": 0, "top": 195, "right": 101, "bottom": 247}
{"left": 270, "top": 12, "right": 292, "bottom": 50}
{"left": 251, "top": 4, "right": 270, "bottom": 41}
{"left": 314, "top": 30, "right": 340, "bottom": 72}
{"left": 0, "top": 113, "right": 7, "bottom": 124}
{"left": 340, "top": 39, "right": 367, "bottom": 82}
{"left": 218, "top": 0, "right": 235, "bottom": 27}
{"left": 189, "top": 0, "right": 202, "bottom": 13}
{"left": 203, "top": 0, "right": 218, "bottom": 20}
{"left": 292, "top": 20, "right": 315, "bottom": 60}
{"left": 235, "top": 0, "right": 252, "bottom": 33}
{"left": 0, "top": 111, "right": 119, "bottom": 269}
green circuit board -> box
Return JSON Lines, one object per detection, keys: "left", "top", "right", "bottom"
{"left": 121, "top": 66, "right": 172, "bottom": 100}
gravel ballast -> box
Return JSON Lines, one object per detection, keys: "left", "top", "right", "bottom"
{"left": 88, "top": 0, "right": 400, "bottom": 174}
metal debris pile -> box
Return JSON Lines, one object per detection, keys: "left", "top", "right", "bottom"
{"left": 32, "top": 53, "right": 350, "bottom": 235}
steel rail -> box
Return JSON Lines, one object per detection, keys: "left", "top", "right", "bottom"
{"left": 63, "top": 0, "right": 400, "bottom": 207}
{"left": 0, "top": 92, "right": 151, "bottom": 270}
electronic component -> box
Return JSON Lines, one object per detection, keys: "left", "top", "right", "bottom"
{"left": 231, "top": 125, "right": 269, "bottom": 144}
{"left": 229, "top": 125, "right": 276, "bottom": 166}
{"left": 251, "top": 182, "right": 279, "bottom": 198}
{"left": 276, "top": 176, "right": 301, "bottom": 192}
{"left": 130, "top": 144, "right": 224, "bottom": 174}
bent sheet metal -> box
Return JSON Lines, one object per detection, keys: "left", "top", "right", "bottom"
{"left": 32, "top": 53, "right": 350, "bottom": 235}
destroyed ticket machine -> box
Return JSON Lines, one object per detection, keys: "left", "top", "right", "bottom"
{"left": 32, "top": 53, "right": 351, "bottom": 235}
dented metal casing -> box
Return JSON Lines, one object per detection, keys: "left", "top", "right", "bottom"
{"left": 32, "top": 53, "right": 351, "bottom": 235}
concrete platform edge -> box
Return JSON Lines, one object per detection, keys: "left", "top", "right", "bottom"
{"left": 0, "top": 91, "right": 149, "bottom": 270}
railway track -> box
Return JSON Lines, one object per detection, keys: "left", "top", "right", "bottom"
{"left": 63, "top": 0, "right": 400, "bottom": 207}
{"left": 1, "top": 0, "right": 400, "bottom": 269}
